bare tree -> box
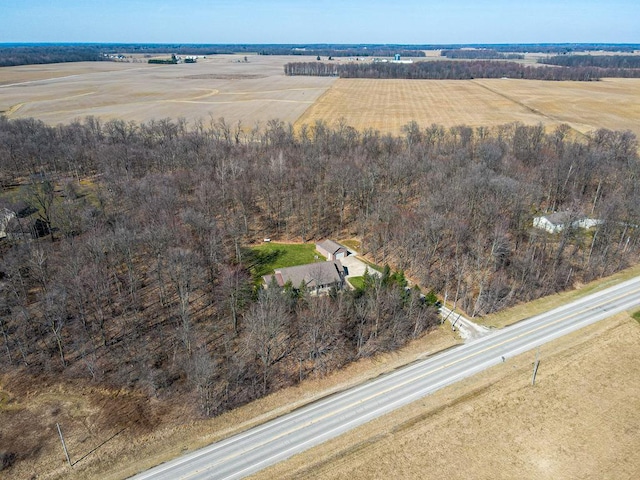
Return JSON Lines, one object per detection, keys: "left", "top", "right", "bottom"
{"left": 299, "top": 296, "right": 342, "bottom": 375}
{"left": 167, "top": 248, "right": 202, "bottom": 356}
{"left": 190, "top": 345, "right": 225, "bottom": 416}
{"left": 244, "top": 288, "right": 291, "bottom": 395}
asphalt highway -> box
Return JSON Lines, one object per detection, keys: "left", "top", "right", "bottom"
{"left": 130, "top": 275, "right": 640, "bottom": 480}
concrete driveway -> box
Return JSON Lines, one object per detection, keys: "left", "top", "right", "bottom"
{"left": 340, "top": 255, "right": 378, "bottom": 278}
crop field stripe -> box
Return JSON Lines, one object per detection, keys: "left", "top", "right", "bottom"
{"left": 295, "top": 78, "right": 640, "bottom": 139}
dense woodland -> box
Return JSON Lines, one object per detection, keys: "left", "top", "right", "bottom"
{"left": 285, "top": 59, "right": 640, "bottom": 80}
{"left": 466, "top": 44, "right": 640, "bottom": 54}
{"left": 0, "top": 45, "right": 105, "bottom": 67}
{"left": 0, "top": 115, "right": 638, "bottom": 422}
{"left": 539, "top": 54, "right": 640, "bottom": 69}
{"left": 440, "top": 49, "right": 524, "bottom": 60}
{"left": 256, "top": 46, "right": 426, "bottom": 57}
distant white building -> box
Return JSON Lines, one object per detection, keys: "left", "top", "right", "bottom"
{"left": 533, "top": 212, "right": 602, "bottom": 233}
{"left": 0, "top": 208, "right": 16, "bottom": 239}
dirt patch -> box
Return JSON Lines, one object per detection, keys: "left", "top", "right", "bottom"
{"left": 0, "top": 55, "right": 335, "bottom": 127}
{"left": 253, "top": 312, "right": 640, "bottom": 480}
{"left": 0, "top": 376, "right": 164, "bottom": 480}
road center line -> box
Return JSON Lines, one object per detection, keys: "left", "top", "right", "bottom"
{"left": 174, "top": 284, "right": 640, "bottom": 479}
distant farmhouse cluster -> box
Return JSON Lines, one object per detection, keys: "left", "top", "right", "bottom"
{"left": 263, "top": 240, "right": 353, "bottom": 293}
{"left": 148, "top": 54, "right": 198, "bottom": 65}
{"left": 102, "top": 53, "right": 128, "bottom": 61}
{"left": 373, "top": 53, "right": 414, "bottom": 64}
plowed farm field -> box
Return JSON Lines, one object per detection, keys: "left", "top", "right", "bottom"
{"left": 0, "top": 55, "right": 335, "bottom": 126}
{"left": 3, "top": 57, "right": 640, "bottom": 139}
{"left": 296, "top": 77, "right": 640, "bottom": 138}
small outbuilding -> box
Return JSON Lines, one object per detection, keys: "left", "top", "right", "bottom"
{"left": 316, "top": 239, "right": 350, "bottom": 261}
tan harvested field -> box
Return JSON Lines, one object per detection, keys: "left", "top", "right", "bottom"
{"left": 253, "top": 312, "right": 640, "bottom": 480}
{"left": 3, "top": 57, "right": 640, "bottom": 140}
{"left": 296, "top": 77, "right": 640, "bottom": 138}
{"left": 0, "top": 55, "right": 335, "bottom": 126}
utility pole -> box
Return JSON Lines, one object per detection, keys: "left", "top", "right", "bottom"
{"left": 531, "top": 347, "right": 540, "bottom": 386}
{"left": 441, "top": 291, "right": 448, "bottom": 324}
{"left": 56, "top": 423, "right": 71, "bottom": 467}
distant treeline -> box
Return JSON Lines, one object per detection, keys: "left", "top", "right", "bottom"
{"left": 148, "top": 59, "right": 177, "bottom": 64}
{"left": 1, "top": 43, "right": 638, "bottom": 67}
{"left": 465, "top": 44, "right": 639, "bottom": 54}
{"left": 285, "top": 60, "right": 640, "bottom": 80}
{"left": 539, "top": 54, "right": 640, "bottom": 69}
{"left": 284, "top": 62, "right": 339, "bottom": 76}
{"left": 0, "top": 45, "right": 104, "bottom": 67}
{"left": 148, "top": 54, "right": 178, "bottom": 65}
{"left": 257, "top": 47, "right": 426, "bottom": 57}
{"left": 122, "top": 43, "right": 637, "bottom": 55}
{"left": 441, "top": 49, "right": 524, "bottom": 60}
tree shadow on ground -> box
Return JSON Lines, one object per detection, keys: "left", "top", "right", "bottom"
{"left": 242, "top": 247, "right": 284, "bottom": 279}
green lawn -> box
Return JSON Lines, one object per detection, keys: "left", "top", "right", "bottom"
{"left": 340, "top": 238, "right": 361, "bottom": 253}
{"left": 245, "top": 242, "right": 324, "bottom": 279}
{"left": 0, "top": 178, "right": 100, "bottom": 220}
{"left": 633, "top": 310, "right": 640, "bottom": 324}
{"left": 347, "top": 276, "right": 365, "bottom": 290}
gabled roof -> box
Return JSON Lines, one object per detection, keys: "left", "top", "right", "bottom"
{"left": 543, "top": 212, "right": 573, "bottom": 226}
{"left": 263, "top": 260, "right": 344, "bottom": 289}
{"left": 534, "top": 212, "right": 602, "bottom": 233}
{"left": 316, "top": 239, "right": 346, "bottom": 254}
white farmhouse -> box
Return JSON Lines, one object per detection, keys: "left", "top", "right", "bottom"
{"left": 0, "top": 208, "right": 16, "bottom": 239}
{"left": 533, "top": 212, "right": 602, "bottom": 233}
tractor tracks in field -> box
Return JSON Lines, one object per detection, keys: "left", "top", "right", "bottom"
{"left": 470, "top": 80, "right": 588, "bottom": 138}
{"left": 3, "top": 102, "right": 25, "bottom": 116}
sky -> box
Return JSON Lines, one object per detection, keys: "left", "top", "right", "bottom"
{"left": 1, "top": 0, "right": 639, "bottom": 45}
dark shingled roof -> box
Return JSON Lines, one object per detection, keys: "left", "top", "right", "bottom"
{"left": 263, "top": 260, "right": 344, "bottom": 289}
{"left": 543, "top": 212, "right": 573, "bottom": 225}
{"left": 316, "top": 239, "right": 346, "bottom": 254}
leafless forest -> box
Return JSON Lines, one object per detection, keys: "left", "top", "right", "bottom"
{"left": 0, "top": 115, "right": 638, "bottom": 419}
{"left": 285, "top": 59, "right": 640, "bottom": 80}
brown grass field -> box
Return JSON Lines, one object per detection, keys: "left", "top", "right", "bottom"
{"left": 296, "top": 77, "right": 640, "bottom": 138}
{"left": 0, "top": 55, "right": 336, "bottom": 126}
{"left": 253, "top": 312, "right": 640, "bottom": 480}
